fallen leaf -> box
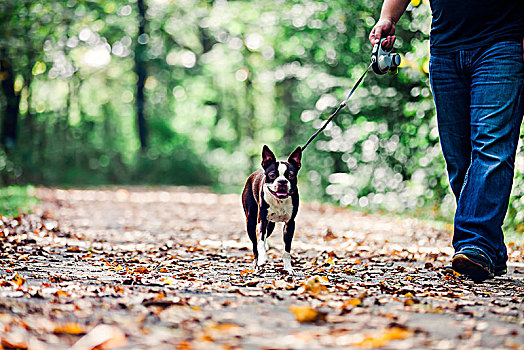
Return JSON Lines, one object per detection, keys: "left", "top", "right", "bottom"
{"left": 134, "top": 266, "right": 149, "bottom": 274}
{"left": 1, "top": 336, "right": 28, "bottom": 350}
{"left": 10, "top": 272, "right": 25, "bottom": 289}
{"left": 240, "top": 269, "right": 254, "bottom": 276}
{"left": 352, "top": 327, "right": 413, "bottom": 348}
{"left": 343, "top": 298, "right": 361, "bottom": 308}
{"left": 304, "top": 275, "right": 328, "bottom": 295}
{"left": 175, "top": 341, "right": 193, "bottom": 350}
{"left": 55, "top": 290, "right": 70, "bottom": 297}
{"left": 53, "top": 322, "right": 85, "bottom": 335}
{"left": 289, "top": 306, "right": 327, "bottom": 323}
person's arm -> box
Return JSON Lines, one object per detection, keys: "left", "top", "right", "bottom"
{"left": 369, "top": 0, "right": 411, "bottom": 48}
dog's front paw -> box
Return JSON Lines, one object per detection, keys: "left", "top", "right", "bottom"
{"left": 257, "top": 253, "right": 268, "bottom": 267}
{"left": 257, "top": 241, "right": 268, "bottom": 267}
{"left": 254, "top": 263, "right": 265, "bottom": 274}
{"left": 283, "top": 251, "right": 293, "bottom": 275}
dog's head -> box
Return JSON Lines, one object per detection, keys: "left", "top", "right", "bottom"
{"left": 261, "top": 145, "right": 302, "bottom": 199}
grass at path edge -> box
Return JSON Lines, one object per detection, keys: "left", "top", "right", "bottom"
{"left": 0, "top": 186, "right": 39, "bottom": 217}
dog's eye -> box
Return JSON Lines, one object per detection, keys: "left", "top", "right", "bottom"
{"left": 289, "top": 172, "right": 295, "bottom": 179}
{"left": 268, "top": 172, "right": 276, "bottom": 179}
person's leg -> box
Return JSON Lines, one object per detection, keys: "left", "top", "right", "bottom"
{"left": 453, "top": 40, "right": 524, "bottom": 274}
{"left": 429, "top": 53, "right": 472, "bottom": 201}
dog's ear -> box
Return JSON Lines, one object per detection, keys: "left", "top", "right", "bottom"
{"left": 288, "top": 146, "right": 302, "bottom": 170}
{"left": 261, "top": 145, "right": 276, "bottom": 169}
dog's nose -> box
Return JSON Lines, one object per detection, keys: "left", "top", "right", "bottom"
{"left": 278, "top": 179, "right": 288, "bottom": 185}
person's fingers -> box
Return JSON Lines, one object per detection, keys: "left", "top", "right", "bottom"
{"left": 369, "top": 21, "right": 385, "bottom": 45}
{"left": 382, "top": 36, "right": 391, "bottom": 49}
{"left": 369, "top": 26, "right": 383, "bottom": 45}
{"left": 381, "top": 36, "right": 396, "bottom": 50}
{"left": 369, "top": 27, "right": 378, "bottom": 45}
{"left": 369, "top": 19, "right": 395, "bottom": 46}
{"left": 370, "top": 27, "right": 386, "bottom": 45}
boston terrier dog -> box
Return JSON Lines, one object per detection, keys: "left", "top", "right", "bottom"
{"left": 242, "top": 145, "right": 302, "bottom": 275}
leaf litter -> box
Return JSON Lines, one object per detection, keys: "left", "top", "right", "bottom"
{"left": 0, "top": 187, "right": 522, "bottom": 349}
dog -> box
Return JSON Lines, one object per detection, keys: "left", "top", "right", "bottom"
{"left": 242, "top": 145, "right": 302, "bottom": 275}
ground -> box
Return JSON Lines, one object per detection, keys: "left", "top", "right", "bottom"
{"left": 0, "top": 187, "right": 523, "bottom": 350}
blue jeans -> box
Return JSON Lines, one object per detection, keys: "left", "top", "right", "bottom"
{"left": 429, "top": 40, "right": 524, "bottom": 269}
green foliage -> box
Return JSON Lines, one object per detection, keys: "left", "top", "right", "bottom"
{"left": 506, "top": 125, "right": 524, "bottom": 234}
{"left": 0, "top": 186, "right": 39, "bottom": 217}
{"left": 0, "top": 0, "right": 522, "bottom": 232}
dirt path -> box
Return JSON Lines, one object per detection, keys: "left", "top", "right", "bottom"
{"left": 0, "top": 187, "right": 523, "bottom": 349}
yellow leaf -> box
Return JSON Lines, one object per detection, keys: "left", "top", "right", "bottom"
{"left": 113, "top": 285, "right": 125, "bottom": 293}
{"left": 176, "top": 341, "right": 193, "bottom": 350}
{"left": 422, "top": 58, "right": 430, "bottom": 74}
{"left": 200, "top": 334, "right": 213, "bottom": 342}
{"left": 404, "top": 298, "right": 415, "bottom": 306}
{"left": 54, "top": 322, "right": 85, "bottom": 335}
{"left": 14, "top": 75, "right": 23, "bottom": 93}
{"left": 304, "top": 275, "right": 329, "bottom": 295}
{"left": 410, "top": 0, "right": 421, "bottom": 6}
{"left": 56, "top": 290, "right": 70, "bottom": 297}
{"left": 1, "top": 336, "right": 28, "bottom": 349}
{"left": 289, "top": 306, "right": 326, "bottom": 323}
{"left": 153, "top": 292, "right": 165, "bottom": 300}
{"left": 208, "top": 323, "right": 241, "bottom": 332}
{"left": 344, "top": 298, "right": 361, "bottom": 307}
{"left": 32, "top": 61, "right": 46, "bottom": 76}
{"left": 318, "top": 276, "right": 329, "bottom": 283}
{"left": 353, "top": 327, "right": 413, "bottom": 348}
{"left": 10, "top": 272, "right": 25, "bottom": 289}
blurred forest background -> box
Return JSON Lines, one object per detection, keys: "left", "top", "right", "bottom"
{"left": 0, "top": 0, "right": 522, "bottom": 232}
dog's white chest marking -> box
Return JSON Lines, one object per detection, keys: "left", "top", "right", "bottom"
{"left": 263, "top": 186, "right": 293, "bottom": 222}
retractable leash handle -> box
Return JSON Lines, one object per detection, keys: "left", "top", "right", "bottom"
{"left": 301, "top": 39, "right": 402, "bottom": 151}
{"left": 371, "top": 38, "right": 401, "bottom": 75}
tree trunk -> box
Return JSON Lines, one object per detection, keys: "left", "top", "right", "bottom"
{"left": 0, "top": 56, "right": 20, "bottom": 150}
{"left": 135, "top": 0, "right": 148, "bottom": 151}
{"left": 281, "top": 77, "right": 297, "bottom": 152}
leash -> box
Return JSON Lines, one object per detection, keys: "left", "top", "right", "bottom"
{"left": 302, "top": 63, "right": 372, "bottom": 151}
{"left": 301, "top": 38, "right": 400, "bottom": 151}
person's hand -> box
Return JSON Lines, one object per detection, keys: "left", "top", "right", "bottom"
{"left": 369, "top": 18, "right": 396, "bottom": 50}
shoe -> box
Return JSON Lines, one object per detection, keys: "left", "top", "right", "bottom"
{"left": 444, "top": 261, "right": 506, "bottom": 278}
{"left": 452, "top": 247, "right": 494, "bottom": 282}
{"left": 494, "top": 264, "right": 507, "bottom": 277}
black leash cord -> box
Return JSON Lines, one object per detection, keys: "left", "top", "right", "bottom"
{"left": 302, "top": 63, "right": 372, "bottom": 151}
